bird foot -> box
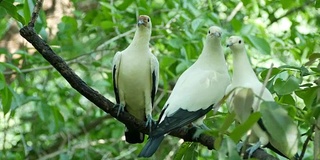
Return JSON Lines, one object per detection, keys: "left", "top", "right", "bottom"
{"left": 113, "top": 104, "right": 125, "bottom": 116}
{"left": 145, "top": 114, "right": 154, "bottom": 133}
{"left": 192, "top": 124, "right": 210, "bottom": 140}
{"left": 246, "top": 141, "right": 261, "bottom": 158}
{"left": 198, "top": 124, "right": 210, "bottom": 130}
{"left": 236, "top": 142, "right": 244, "bottom": 152}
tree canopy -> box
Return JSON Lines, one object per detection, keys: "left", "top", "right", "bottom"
{"left": 0, "top": 0, "right": 319, "bottom": 159}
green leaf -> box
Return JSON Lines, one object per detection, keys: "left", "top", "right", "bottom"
{"left": 241, "top": 0, "right": 251, "bottom": 6}
{"left": 23, "top": 0, "right": 33, "bottom": 24}
{"left": 229, "top": 112, "right": 261, "bottom": 143}
{"left": 1, "top": 85, "right": 13, "bottom": 115}
{"left": 0, "top": 73, "right": 5, "bottom": 90}
{"left": 278, "top": 94, "right": 295, "bottom": 105}
{"left": 174, "top": 142, "right": 198, "bottom": 160}
{"left": 100, "top": 20, "right": 115, "bottom": 30}
{"left": 175, "top": 60, "right": 189, "bottom": 74}
{"left": 305, "top": 53, "right": 320, "bottom": 66}
{"left": 219, "top": 112, "right": 236, "bottom": 134}
{"left": 191, "top": 19, "right": 204, "bottom": 32}
{"left": 316, "top": 0, "right": 320, "bottom": 8}
{"left": 259, "top": 67, "right": 281, "bottom": 80}
{"left": 295, "top": 87, "right": 319, "bottom": 108}
{"left": 260, "top": 101, "right": 299, "bottom": 158}
{"left": 0, "top": 6, "right": 7, "bottom": 19}
{"left": 232, "top": 88, "right": 255, "bottom": 122}
{"left": 0, "top": 1, "right": 25, "bottom": 25}
{"left": 0, "top": 62, "right": 22, "bottom": 73}
{"left": 116, "top": 1, "right": 134, "bottom": 10}
{"left": 246, "top": 35, "right": 271, "bottom": 55}
{"left": 280, "top": 0, "right": 295, "bottom": 9}
{"left": 274, "top": 75, "right": 301, "bottom": 95}
{"left": 167, "top": 38, "right": 184, "bottom": 49}
{"left": 52, "top": 106, "right": 65, "bottom": 132}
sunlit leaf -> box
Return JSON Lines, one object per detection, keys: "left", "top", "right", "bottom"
{"left": 229, "top": 112, "right": 261, "bottom": 143}
{"left": 246, "top": 35, "right": 271, "bottom": 55}
{"left": 295, "top": 87, "right": 318, "bottom": 108}
{"left": 0, "top": 1, "right": 25, "bottom": 25}
{"left": 274, "top": 75, "right": 301, "bottom": 95}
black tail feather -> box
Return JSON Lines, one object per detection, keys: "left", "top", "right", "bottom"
{"left": 125, "top": 129, "right": 144, "bottom": 144}
{"left": 138, "top": 136, "right": 165, "bottom": 157}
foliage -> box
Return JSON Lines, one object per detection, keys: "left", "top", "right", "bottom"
{"left": 0, "top": 0, "right": 319, "bottom": 159}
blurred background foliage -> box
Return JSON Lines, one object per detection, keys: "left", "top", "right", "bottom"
{"left": 0, "top": 0, "right": 319, "bottom": 159}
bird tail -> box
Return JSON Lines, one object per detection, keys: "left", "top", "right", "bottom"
{"left": 138, "top": 135, "right": 165, "bottom": 157}
{"left": 125, "top": 129, "right": 144, "bottom": 144}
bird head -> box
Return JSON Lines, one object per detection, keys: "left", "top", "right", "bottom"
{"left": 207, "top": 26, "right": 222, "bottom": 39}
{"left": 226, "top": 36, "right": 245, "bottom": 50}
{"left": 137, "top": 15, "right": 151, "bottom": 29}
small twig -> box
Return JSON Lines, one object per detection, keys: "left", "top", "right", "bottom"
{"left": 3, "top": 47, "right": 116, "bottom": 75}
{"left": 256, "top": 63, "right": 274, "bottom": 110}
{"left": 299, "top": 125, "right": 314, "bottom": 160}
{"left": 29, "top": 0, "right": 43, "bottom": 27}
{"left": 226, "top": 2, "right": 243, "bottom": 22}
{"left": 96, "top": 28, "right": 135, "bottom": 50}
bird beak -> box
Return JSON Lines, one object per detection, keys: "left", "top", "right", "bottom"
{"left": 138, "top": 19, "right": 145, "bottom": 26}
{"left": 213, "top": 32, "right": 221, "bottom": 37}
{"left": 226, "top": 42, "right": 233, "bottom": 47}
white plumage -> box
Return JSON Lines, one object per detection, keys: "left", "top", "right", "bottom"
{"left": 139, "top": 26, "right": 230, "bottom": 157}
{"left": 226, "top": 36, "right": 299, "bottom": 159}
{"left": 112, "top": 15, "right": 159, "bottom": 144}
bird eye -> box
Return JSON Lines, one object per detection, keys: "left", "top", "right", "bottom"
{"left": 238, "top": 40, "right": 242, "bottom": 44}
{"left": 208, "top": 30, "right": 211, "bottom": 34}
{"left": 147, "top": 18, "right": 150, "bottom": 22}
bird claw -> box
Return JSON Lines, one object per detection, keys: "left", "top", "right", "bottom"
{"left": 113, "top": 104, "right": 125, "bottom": 116}
{"left": 192, "top": 124, "right": 210, "bottom": 140}
{"left": 246, "top": 141, "right": 261, "bottom": 158}
{"left": 198, "top": 124, "right": 210, "bottom": 130}
{"left": 236, "top": 142, "right": 244, "bottom": 152}
{"left": 145, "top": 114, "right": 153, "bottom": 132}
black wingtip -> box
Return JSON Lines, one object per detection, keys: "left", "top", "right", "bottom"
{"left": 138, "top": 136, "right": 165, "bottom": 157}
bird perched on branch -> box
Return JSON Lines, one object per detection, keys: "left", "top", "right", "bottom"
{"left": 138, "top": 26, "right": 230, "bottom": 157}
{"left": 226, "top": 36, "right": 299, "bottom": 159}
{"left": 112, "top": 15, "right": 159, "bottom": 144}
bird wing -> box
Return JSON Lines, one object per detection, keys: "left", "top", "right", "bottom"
{"left": 150, "top": 54, "right": 159, "bottom": 106}
{"left": 151, "top": 104, "right": 213, "bottom": 137}
{"left": 153, "top": 68, "right": 229, "bottom": 136}
{"left": 112, "top": 51, "right": 122, "bottom": 104}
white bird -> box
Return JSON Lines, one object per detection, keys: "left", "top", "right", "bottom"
{"left": 138, "top": 26, "right": 230, "bottom": 157}
{"left": 226, "top": 36, "right": 299, "bottom": 159}
{"left": 112, "top": 15, "right": 159, "bottom": 144}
